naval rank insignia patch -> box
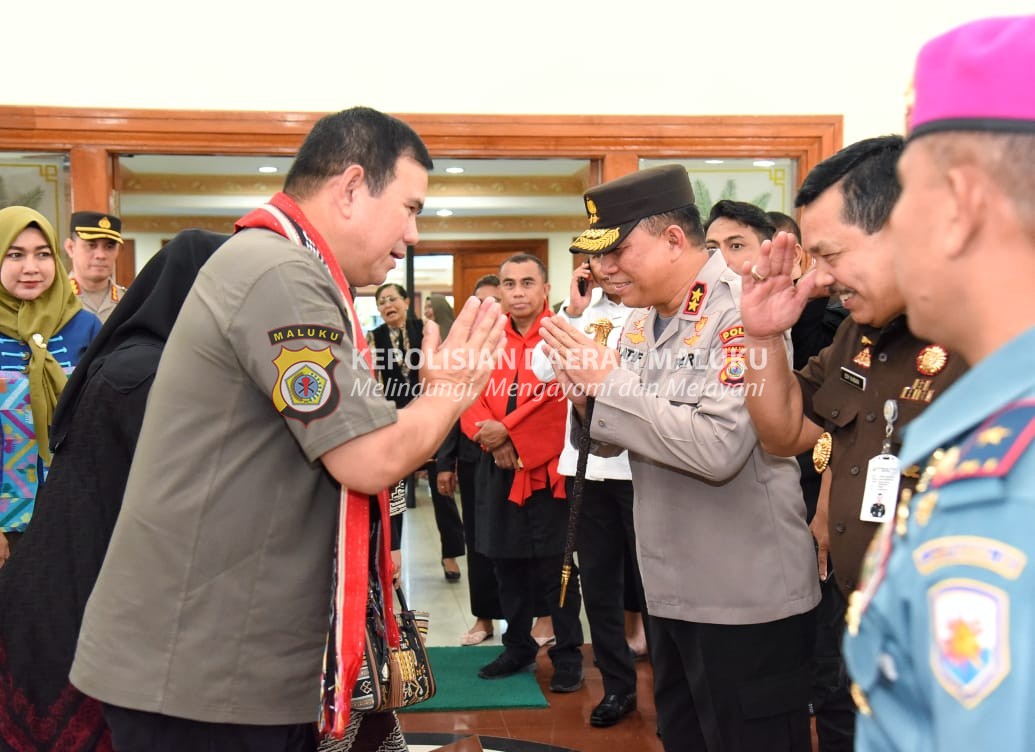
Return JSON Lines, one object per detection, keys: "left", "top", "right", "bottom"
{"left": 272, "top": 345, "right": 340, "bottom": 424}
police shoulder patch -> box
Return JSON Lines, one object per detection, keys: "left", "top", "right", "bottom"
{"left": 268, "top": 324, "right": 344, "bottom": 345}
{"left": 718, "top": 324, "right": 745, "bottom": 344}
{"left": 718, "top": 344, "right": 746, "bottom": 385}
{"left": 933, "top": 400, "right": 1035, "bottom": 488}
{"left": 929, "top": 577, "right": 1010, "bottom": 709}
{"left": 271, "top": 345, "right": 340, "bottom": 425}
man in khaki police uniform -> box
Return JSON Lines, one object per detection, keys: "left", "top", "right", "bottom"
{"left": 65, "top": 211, "right": 127, "bottom": 324}
{"left": 739, "top": 136, "right": 967, "bottom": 750}
{"left": 70, "top": 108, "right": 505, "bottom": 752}
{"left": 541, "top": 164, "right": 819, "bottom": 752}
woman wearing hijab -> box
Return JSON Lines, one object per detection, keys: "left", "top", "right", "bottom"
{"left": 0, "top": 229, "right": 228, "bottom": 752}
{"left": 0, "top": 206, "right": 100, "bottom": 561}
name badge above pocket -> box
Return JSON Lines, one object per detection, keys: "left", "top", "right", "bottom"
{"left": 840, "top": 366, "right": 867, "bottom": 391}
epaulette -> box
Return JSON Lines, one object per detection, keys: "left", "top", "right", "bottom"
{"left": 932, "top": 400, "right": 1035, "bottom": 489}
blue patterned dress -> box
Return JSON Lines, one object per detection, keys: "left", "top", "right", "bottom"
{"left": 0, "top": 309, "right": 100, "bottom": 532}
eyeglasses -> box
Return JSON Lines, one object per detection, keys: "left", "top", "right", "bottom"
{"left": 377, "top": 295, "right": 403, "bottom": 307}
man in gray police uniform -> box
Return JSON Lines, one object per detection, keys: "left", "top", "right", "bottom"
{"left": 70, "top": 107, "right": 505, "bottom": 752}
{"left": 541, "top": 164, "right": 819, "bottom": 752}
{"left": 65, "top": 210, "right": 127, "bottom": 324}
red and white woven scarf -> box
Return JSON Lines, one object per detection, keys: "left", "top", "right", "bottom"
{"left": 236, "top": 193, "right": 399, "bottom": 737}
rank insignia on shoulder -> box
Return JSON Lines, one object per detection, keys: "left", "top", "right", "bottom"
{"left": 271, "top": 345, "right": 340, "bottom": 425}
{"left": 929, "top": 578, "right": 1010, "bottom": 709}
{"left": 916, "top": 344, "right": 949, "bottom": 376}
{"left": 682, "top": 282, "right": 707, "bottom": 316}
{"left": 932, "top": 400, "right": 1035, "bottom": 488}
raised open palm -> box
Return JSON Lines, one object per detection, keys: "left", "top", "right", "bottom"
{"left": 739, "top": 231, "right": 817, "bottom": 338}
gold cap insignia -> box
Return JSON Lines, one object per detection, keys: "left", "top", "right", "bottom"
{"left": 571, "top": 227, "right": 620, "bottom": 253}
{"left": 916, "top": 345, "right": 948, "bottom": 376}
{"left": 586, "top": 197, "right": 599, "bottom": 225}
{"left": 813, "top": 431, "right": 833, "bottom": 473}
{"left": 99, "top": 216, "right": 112, "bottom": 229}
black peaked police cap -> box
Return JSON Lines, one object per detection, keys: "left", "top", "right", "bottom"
{"left": 570, "top": 165, "right": 695, "bottom": 255}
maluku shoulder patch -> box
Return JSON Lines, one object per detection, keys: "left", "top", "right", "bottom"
{"left": 271, "top": 345, "right": 340, "bottom": 424}
{"left": 268, "top": 324, "right": 344, "bottom": 345}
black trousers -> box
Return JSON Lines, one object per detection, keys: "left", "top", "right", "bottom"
{"left": 458, "top": 458, "right": 504, "bottom": 620}
{"left": 103, "top": 704, "right": 317, "bottom": 752}
{"left": 424, "top": 459, "right": 465, "bottom": 559}
{"left": 650, "top": 611, "right": 814, "bottom": 752}
{"left": 493, "top": 554, "right": 583, "bottom": 669}
{"left": 811, "top": 575, "right": 856, "bottom": 751}
{"left": 572, "top": 477, "right": 645, "bottom": 696}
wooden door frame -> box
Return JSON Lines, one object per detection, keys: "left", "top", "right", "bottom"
{"left": 415, "top": 238, "right": 549, "bottom": 310}
{"left": 0, "top": 107, "right": 842, "bottom": 215}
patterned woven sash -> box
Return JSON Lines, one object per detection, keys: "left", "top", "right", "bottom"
{"left": 236, "top": 193, "right": 398, "bottom": 737}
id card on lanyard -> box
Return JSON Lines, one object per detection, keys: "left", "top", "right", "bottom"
{"left": 859, "top": 400, "right": 901, "bottom": 525}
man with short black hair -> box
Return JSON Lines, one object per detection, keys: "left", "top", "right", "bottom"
{"left": 462, "top": 253, "right": 585, "bottom": 693}
{"left": 705, "top": 199, "right": 776, "bottom": 271}
{"left": 71, "top": 107, "right": 505, "bottom": 752}
{"left": 739, "top": 136, "right": 968, "bottom": 750}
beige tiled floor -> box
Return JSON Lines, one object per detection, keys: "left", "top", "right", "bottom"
{"left": 397, "top": 475, "right": 590, "bottom": 649}
{"left": 395, "top": 477, "right": 664, "bottom": 751}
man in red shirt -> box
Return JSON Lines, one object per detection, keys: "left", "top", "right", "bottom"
{"left": 462, "top": 253, "right": 584, "bottom": 692}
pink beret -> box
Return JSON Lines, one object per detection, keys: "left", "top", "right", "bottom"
{"left": 910, "top": 15, "right": 1035, "bottom": 140}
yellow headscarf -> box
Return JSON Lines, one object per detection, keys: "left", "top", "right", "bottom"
{"left": 0, "top": 206, "right": 83, "bottom": 463}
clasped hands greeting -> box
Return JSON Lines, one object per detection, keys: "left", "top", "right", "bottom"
{"left": 539, "top": 315, "right": 619, "bottom": 409}
{"left": 417, "top": 295, "right": 506, "bottom": 407}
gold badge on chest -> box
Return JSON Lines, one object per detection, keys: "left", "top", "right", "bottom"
{"left": 916, "top": 345, "right": 948, "bottom": 376}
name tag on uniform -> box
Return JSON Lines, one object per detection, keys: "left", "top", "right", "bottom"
{"left": 859, "top": 454, "right": 901, "bottom": 524}
{"left": 840, "top": 366, "right": 867, "bottom": 391}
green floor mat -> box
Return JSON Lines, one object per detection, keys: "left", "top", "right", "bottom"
{"left": 400, "top": 646, "right": 549, "bottom": 712}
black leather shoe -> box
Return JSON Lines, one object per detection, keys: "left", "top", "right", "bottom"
{"left": 549, "top": 664, "right": 584, "bottom": 693}
{"left": 478, "top": 651, "right": 536, "bottom": 679}
{"left": 442, "top": 559, "right": 461, "bottom": 582}
{"left": 590, "top": 692, "right": 637, "bottom": 727}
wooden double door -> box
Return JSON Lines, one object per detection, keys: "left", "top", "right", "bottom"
{"left": 416, "top": 238, "right": 549, "bottom": 309}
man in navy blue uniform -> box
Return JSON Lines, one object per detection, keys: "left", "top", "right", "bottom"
{"left": 841, "top": 15, "right": 1035, "bottom": 751}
